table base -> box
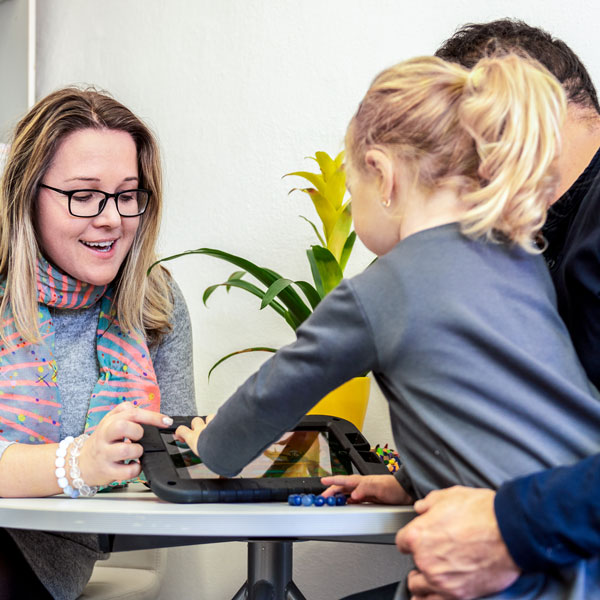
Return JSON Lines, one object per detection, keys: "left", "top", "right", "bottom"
{"left": 232, "top": 541, "right": 307, "bottom": 600}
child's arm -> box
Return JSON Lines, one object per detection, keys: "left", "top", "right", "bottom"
{"left": 320, "top": 474, "right": 413, "bottom": 505}
{"left": 192, "top": 280, "right": 379, "bottom": 477}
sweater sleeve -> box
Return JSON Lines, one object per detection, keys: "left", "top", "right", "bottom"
{"left": 196, "top": 278, "right": 378, "bottom": 477}
{"left": 495, "top": 453, "right": 600, "bottom": 571}
{"left": 152, "top": 279, "right": 197, "bottom": 416}
{"left": 394, "top": 465, "right": 417, "bottom": 501}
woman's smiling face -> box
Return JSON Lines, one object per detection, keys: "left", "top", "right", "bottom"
{"left": 35, "top": 128, "right": 141, "bottom": 286}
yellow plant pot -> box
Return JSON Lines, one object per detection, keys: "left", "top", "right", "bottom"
{"left": 307, "top": 376, "right": 370, "bottom": 431}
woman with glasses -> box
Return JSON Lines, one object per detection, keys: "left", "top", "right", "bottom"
{"left": 0, "top": 87, "right": 196, "bottom": 600}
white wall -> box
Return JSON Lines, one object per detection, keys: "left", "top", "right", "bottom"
{"left": 0, "top": 0, "right": 34, "bottom": 142}
{"left": 33, "top": 1, "right": 600, "bottom": 598}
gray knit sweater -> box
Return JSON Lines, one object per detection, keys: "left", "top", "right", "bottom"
{"left": 197, "top": 224, "right": 600, "bottom": 600}
{"left": 0, "top": 280, "right": 196, "bottom": 600}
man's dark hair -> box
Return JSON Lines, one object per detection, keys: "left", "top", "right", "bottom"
{"left": 435, "top": 19, "right": 600, "bottom": 114}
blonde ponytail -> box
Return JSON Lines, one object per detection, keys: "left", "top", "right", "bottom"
{"left": 347, "top": 54, "right": 567, "bottom": 252}
{"left": 459, "top": 54, "right": 567, "bottom": 250}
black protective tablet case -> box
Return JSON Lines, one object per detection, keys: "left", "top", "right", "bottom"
{"left": 140, "top": 415, "right": 389, "bottom": 503}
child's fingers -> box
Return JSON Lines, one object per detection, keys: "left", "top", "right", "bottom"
{"left": 320, "top": 475, "right": 361, "bottom": 497}
{"left": 321, "top": 474, "right": 358, "bottom": 487}
{"left": 320, "top": 484, "right": 347, "bottom": 498}
{"left": 190, "top": 416, "right": 207, "bottom": 429}
{"left": 174, "top": 424, "right": 193, "bottom": 444}
{"left": 173, "top": 416, "right": 210, "bottom": 447}
{"left": 174, "top": 417, "right": 208, "bottom": 450}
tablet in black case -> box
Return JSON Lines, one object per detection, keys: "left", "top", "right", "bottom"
{"left": 140, "top": 415, "right": 389, "bottom": 503}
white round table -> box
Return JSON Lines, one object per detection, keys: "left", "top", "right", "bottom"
{"left": 0, "top": 484, "right": 415, "bottom": 599}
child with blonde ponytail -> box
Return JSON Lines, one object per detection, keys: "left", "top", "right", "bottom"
{"left": 177, "top": 55, "right": 600, "bottom": 600}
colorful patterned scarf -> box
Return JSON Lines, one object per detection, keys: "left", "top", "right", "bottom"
{"left": 0, "top": 257, "right": 160, "bottom": 444}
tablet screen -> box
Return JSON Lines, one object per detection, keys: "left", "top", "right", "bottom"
{"left": 161, "top": 429, "right": 354, "bottom": 479}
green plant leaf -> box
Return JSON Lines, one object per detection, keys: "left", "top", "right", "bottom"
{"left": 339, "top": 231, "right": 357, "bottom": 273}
{"left": 202, "top": 283, "right": 221, "bottom": 305}
{"left": 306, "top": 247, "right": 325, "bottom": 298}
{"left": 203, "top": 279, "right": 263, "bottom": 308}
{"left": 203, "top": 278, "right": 287, "bottom": 318}
{"left": 293, "top": 280, "right": 322, "bottom": 310}
{"left": 204, "top": 279, "right": 299, "bottom": 330}
{"left": 328, "top": 201, "right": 353, "bottom": 263}
{"left": 261, "top": 278, "right": 294, "bottom": 309}
{"left": 225, "top": 271, "right": 246, "bottom": 291}
{"left": 208, "top": 347, "right": 277, "bottom": 380}
{"left": 299, "top": 215, "right": 326, "bottom": 246}
{"left": 310, "top": 245, "right": 343, "bottom": 295}
{"left": 149, "top": 248, "right": 311, "bottom": 329}
{"left": 201, "top": 270, "right": 248, "bottom": 301}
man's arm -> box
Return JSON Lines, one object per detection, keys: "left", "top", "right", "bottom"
{"left": 396, "top": 454, "right": 600, "bottom": 599}
{"left": 495, "top": 453, "right": 600, "bottom": 571}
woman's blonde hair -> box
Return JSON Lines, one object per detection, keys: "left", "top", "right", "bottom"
{"left": 0, "top": 86, "right": 172, "bottom": 344}
{"left": 346, "top": 53, "right": 567, "bottom": 251}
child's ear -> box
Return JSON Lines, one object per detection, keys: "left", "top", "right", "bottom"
{"left": 364, "top": 148, "right": 395, "bottom": 205}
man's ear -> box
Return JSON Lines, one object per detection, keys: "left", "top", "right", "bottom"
{"left": 364, "top": 148, "right": 395, "bottom": 206}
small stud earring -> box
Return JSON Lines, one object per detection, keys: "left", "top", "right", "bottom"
{"left": 381, "top": 198, "right": 391, "bottom": 208}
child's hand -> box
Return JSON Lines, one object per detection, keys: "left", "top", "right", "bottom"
{"left": 174, "top": 414, "right": 214, "bottom": 456}
{"left": 320, "top": 474, "right": 413, "bottom": 505}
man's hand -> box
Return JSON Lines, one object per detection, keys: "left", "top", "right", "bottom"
{"left": 395, "top": 486, "right": 521, "bottom": 599}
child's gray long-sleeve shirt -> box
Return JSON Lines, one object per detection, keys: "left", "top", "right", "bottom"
{"left": 197, "top": 223, "right": 600, "bottom": 600}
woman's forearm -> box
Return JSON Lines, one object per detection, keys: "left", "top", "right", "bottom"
{"left": 0, "top": 442, "right": 63, "bottom": 498}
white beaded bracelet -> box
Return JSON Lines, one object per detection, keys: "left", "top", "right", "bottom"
{"left": 68, "top": 433, "right": 99, "bottom": 498}
{"left": 55, "top": 436, "right": 79, "bottom": 498}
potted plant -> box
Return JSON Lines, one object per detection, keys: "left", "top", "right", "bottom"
{"left": 150, "top": 151, "right": 370, "bottom": 429}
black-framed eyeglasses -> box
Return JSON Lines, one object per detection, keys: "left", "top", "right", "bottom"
{"left": 39, "top": 184, "right": 151, "bottom": 218}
